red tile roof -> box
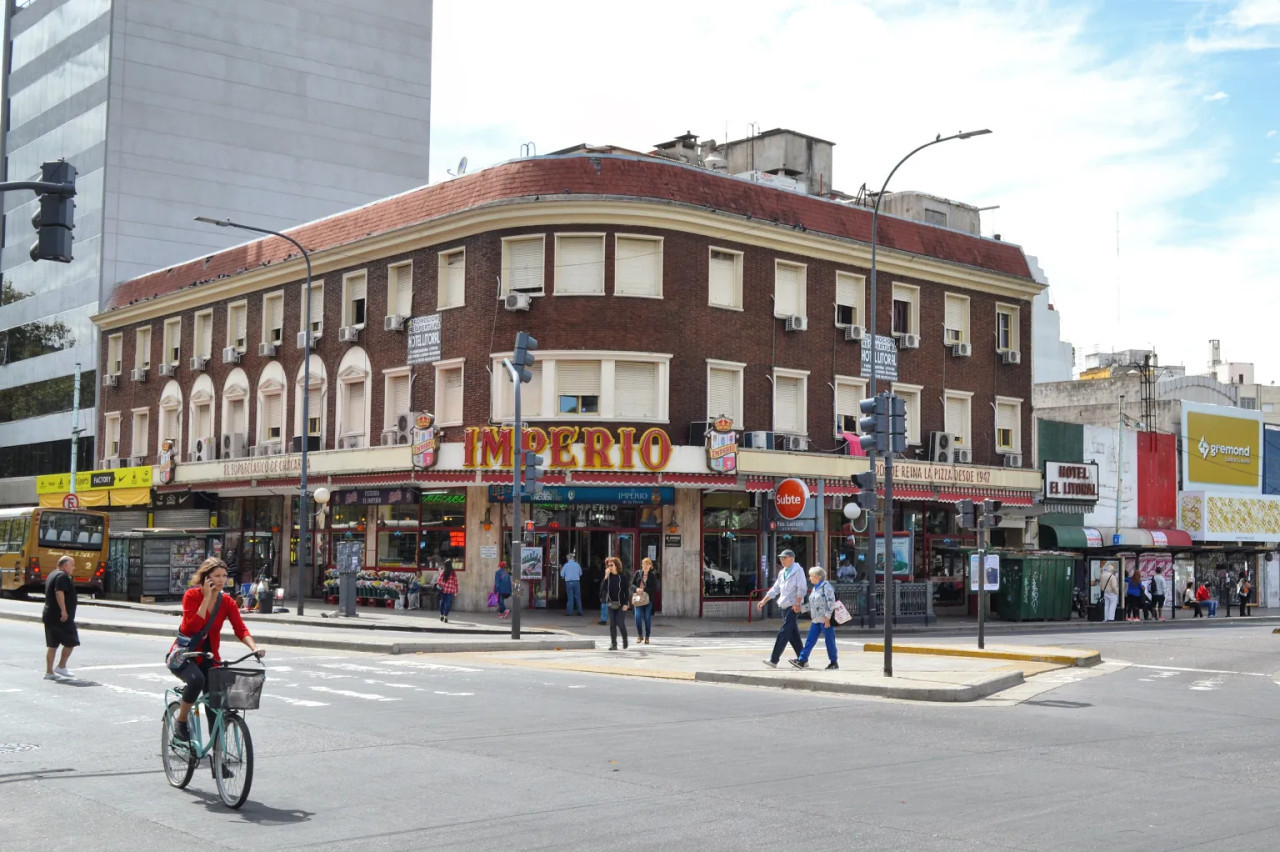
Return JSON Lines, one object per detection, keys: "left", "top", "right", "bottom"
{"left": 105, "top": 155, "right": 1032, "bottom": 312}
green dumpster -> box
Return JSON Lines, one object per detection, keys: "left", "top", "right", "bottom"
{"left": 993, "top": 551, "right": 1074, "bottom": 621}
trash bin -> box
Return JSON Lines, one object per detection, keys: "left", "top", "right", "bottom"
{"left": 257, "top": 580, "right": 273, "bottom": 615}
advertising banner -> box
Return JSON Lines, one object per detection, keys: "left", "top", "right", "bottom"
{"left": 1182, "top": 401, "right": 1262, "bottom": 493}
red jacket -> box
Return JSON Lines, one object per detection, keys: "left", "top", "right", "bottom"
{"left": 176, "top": 588, "right": 251, "bottom": 662}
{"left": 436, "top": 573, "right": 459, "bottom": 595}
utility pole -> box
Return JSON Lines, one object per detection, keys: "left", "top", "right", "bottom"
{"left": 1115, "top": 393, "right": 1125, "bottom": 542}
{"left": 69, "top": 362, "right": 83, "bottom": 495}
{"left": 503, "top": 332, "right": 541, "bottom": 640}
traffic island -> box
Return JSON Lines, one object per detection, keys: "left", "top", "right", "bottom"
{"left": 861, "top": 642, "right": 1101, "bottom": 667}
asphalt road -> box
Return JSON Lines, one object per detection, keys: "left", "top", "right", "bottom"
{"left": 2, "top": 620, "right": 1278, "bottom": 851}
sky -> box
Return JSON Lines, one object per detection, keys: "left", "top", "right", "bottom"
{"left": 428, "top": 0, "right": 1280, "bottom": 380}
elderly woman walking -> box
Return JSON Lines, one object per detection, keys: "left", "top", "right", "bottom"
{"left": 789, "top": 566, "right": 838, "bottom": 670}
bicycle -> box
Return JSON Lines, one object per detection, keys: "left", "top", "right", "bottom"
{"left": 160, "top": 650, "right": 266, "bottom": 809}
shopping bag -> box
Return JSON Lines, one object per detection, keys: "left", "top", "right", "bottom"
{"left": 832, "top": 600, "right": 852, "bottom": 625}
{"left": 487, "top": 591, "right": 499, "bottom": 608}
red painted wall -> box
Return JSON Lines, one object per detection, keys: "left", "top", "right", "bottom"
{"left": 1137, "top": 432, "right": 1177, "bottom": 529}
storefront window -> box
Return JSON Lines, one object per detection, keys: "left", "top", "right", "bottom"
{"left": 420, "top": 504, "right": 465, "bottom": 572}
{"left": 218, "top": 498, "right": 243, "bottom": 530}
{"left": 377, "top": 504, "right": 420, "bottom": 567}
{"left": 702, "top": 493, "right": 759, "bottom": 598}
{"left": 331, "top": 504, "right": 366, "bottom": 533}
{"left": 702, "top": 492, "right": 759, "bottom": 530}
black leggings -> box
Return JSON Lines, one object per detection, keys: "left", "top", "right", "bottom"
{"left": 1125, "top": 596, "right": 1142, "bottom": 619}
{"left": 175, "top": 657, "right": 213, "bottom": 705}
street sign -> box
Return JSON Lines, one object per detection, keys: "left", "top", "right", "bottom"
{"left": 774, "top": 478, "right": 810, "bottom": 521}
{"left": 406, "top": 313, "right": 442, "bottom": 365}
{"left": 860, "top": 334, "right": 899, "bottom": 381}
{"left": 62, "top": 494, "right": 79, "bottom": 509}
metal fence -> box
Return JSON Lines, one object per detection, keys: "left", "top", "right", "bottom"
{"left": 833, "top": 581, "right": 936, "bottom": 626}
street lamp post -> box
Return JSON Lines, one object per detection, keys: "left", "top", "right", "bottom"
{"left": 866, "top": 129, "right": 991, "bottom": 675}
{"left": 196, "top": 216, "right": 314, "bottom": 616}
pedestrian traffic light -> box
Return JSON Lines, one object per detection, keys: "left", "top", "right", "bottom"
{"left": 888, "top": 394, "right": 907, "bottom": 454}
{"left": 522, "top": 449, "right": 544, "bottom": 488}
{"left": 982, "top": 499, "right": 1003, "bottom": 528}
{"left": 858, "top": 395, "right": 887, "bottom": 453}
{"left": 851, "top": 470, "right": 878, "bottom": 511}
{"left": 30, "top": 160, "right": 76, "bottom": 263}
{"left": 512, "top": 331, "right": 538, "bottom": 383}
{"left": 957, "top": 499, "right": 977, "bottom": 529}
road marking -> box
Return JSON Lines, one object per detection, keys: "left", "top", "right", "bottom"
{"left": 433, "top": 691, "right": 474, "bottom": 696}
{"left": 1190, "top": 677, "right": 1224, "bottom": 691}
{"left": 308, "top": 686, "right": 400, "bottom": 701}
{"left": 382, "top": 661, "right": 483, "bottom": 673}
{"left": 263, "top": 694, "right": 328, "bottom": 708}
{"left": 1129, "top": 663, "right": 1271, "bottom": 677}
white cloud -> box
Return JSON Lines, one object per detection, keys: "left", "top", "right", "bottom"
{"left": 430, "top": 1, "right": 1277, "bottom": 375}
{"left": 1204, "top": 90, "right": 1230, "bottom": 101}
{"left": 1188, "top": 0, "right": 1280, "bottom": 51}
{"left": 1268, "top": 130, "right": 1278, "bottom": 138}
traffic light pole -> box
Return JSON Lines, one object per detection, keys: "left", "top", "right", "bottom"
{"left": 882, "top": 435, "right": 894, "bottom": 676}
{"left": 503, "top": 357, "right": 524, "bottom": 641}
{"left": 977, "top": 518, "right": 986, "bottom": 650}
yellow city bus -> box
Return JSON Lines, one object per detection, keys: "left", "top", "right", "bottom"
{"left": 0, "top": 506, "right": 109, "bottom": 597}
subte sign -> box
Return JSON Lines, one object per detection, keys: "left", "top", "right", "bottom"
{"left": 860, "top": 334, "right": 899, "bottom": 382}
{"left": 774, "top": 477, "right": 810, "bottom": 521}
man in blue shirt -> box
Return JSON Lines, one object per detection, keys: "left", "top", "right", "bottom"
{"left": 561, "top": 553, "right": 583, "bottom": 615}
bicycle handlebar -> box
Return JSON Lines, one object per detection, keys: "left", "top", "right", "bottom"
{"left": 179, "top": 650, "right": 266, "bottom": 667}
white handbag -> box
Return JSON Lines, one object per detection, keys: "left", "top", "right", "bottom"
{"left": 832, "top": 600, "right": 852, "bottom": 625}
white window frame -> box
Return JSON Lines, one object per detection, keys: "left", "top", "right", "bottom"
{"left": 554, "top": 233, "right": 606, "bottom": 296}
{"left": 614, "top": 234, "right": 663, "bottom": 299}
{"left": 159, "top": 397, "right": 181, "bottom": 450}
{"left": 996, "top": 303, "right": 1021, "bottom": 353}
{"left": 437, "top": 249, "right": 465, "bottom": 310}
{"left": 383, "top": 367, "right": 411, "bottom": 431}
{"left": 130, "top": 407, "right": 150, "bottom": 458}
{"left": 194, "top": 310, "right": 213, "bottom": 360}
{"left": 771, "top": 367, "right": 810, "bottom": 436}
{"left": 134, "top": 325, "right": 151, "bottom": 370}
{"left": 891, "top": 382, "right": 924, "bottom": 446}
{"left": 706, "top": 359, "right": 746, "bottom": 429}
{"left": 337, "top": 375, "right": 369, "bottom": 443}
{"left": 833, "top": 375, "right": 869, "bottom": 434}
{"left": 107, "top": 333, "right": 123, "bottom": 375}
{"left": 434, "top": 358, "right": 465, "bottom": 427}
{"left": 891, "top": 282, "right": 920, "bottom": 337}
{"left": 944, "top": 293, "right": 970, "bottom": 345}
{"left": 387, "top": 261, "right": 413, "bottom": 318}
{"left": 708, "top": 247, "right": 743, "bottom": 311}
{"left": 302, "top": 281, "right": 324, "bottom": 337}
{"left": 162, "top": 318, "right": 181, "bottom": 366}
{"left": 226, "top": 300, "right": 248, "bottom": 353}
{"left": 341, "top": 271, "right": 368, "bottom": 330}
{"left": 490, "top": 351, "right": 671, "bottom": 423}
{"left": 773, "top": 259, "right": 807, "bottom": 320}
{"left": 103, "top": 412, "right": 121, "bottom": 459}
{"left": 262, "top": 291, "right": 284, "bottom": 346}
{"left": 835, "top": 272, "right": 865, "bottom": 329}
{"left": 943, "top": 389, "right": 974, "bottom": 448}
{"left": 259, "top": 387, "right": 285, "bottom": 443}
{"left": 501, "top": 235, "right": 546, "bottom": 296}
{"left": 995, "top": 396, "right": 1023, "bottom": 454}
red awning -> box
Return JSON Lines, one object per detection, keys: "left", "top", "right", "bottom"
{"left": 744, "top": 477, "right": 856, "bottom": 494}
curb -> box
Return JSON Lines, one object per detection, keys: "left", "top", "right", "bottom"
{"left": 0, "top": 611, "right": 595, "bottom": 655}
{"left": 861, "top": 643, "right": 1101, "bottom": 668}
{"left": 692, "top": 669, "right": 1024, "bottom": 702}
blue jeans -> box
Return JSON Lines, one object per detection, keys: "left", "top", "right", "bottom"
{"left": 565, "top": 581, "right": 582, "bottom": 614}
{"left": 634, "top": 603, "right": 653, "bottom": 638}
{"left": 770, "top": 607, "right": 804, "bottom": 663}
{"left": 439, "top": 593, "right": 454, "bottom": 617}
{"left": 498, "top": 594, "right": 509, "bottom": 615}
{"left": 798, "top": 621, "right": 837, "bottom": 664}
{"left": 600, "top": 602, "right": 609, "bottom": 623}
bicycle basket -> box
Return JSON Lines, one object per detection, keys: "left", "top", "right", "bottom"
{"left": 208, "top": 667, "right": 265, "bottom": 711}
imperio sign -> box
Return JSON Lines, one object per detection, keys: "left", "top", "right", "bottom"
{"left": 462, "top": 426, "right": 674, "bottom": 471}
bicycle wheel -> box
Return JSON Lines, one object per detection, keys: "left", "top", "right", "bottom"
{"left": 161, "top": 701, "right": 196, "bottom": 788}
{"left": 213, "top": 713, "right": 254, "bottom": 808}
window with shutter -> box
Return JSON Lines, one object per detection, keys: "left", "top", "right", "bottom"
{"left": 503, "top": 236, "right": 545, "bottom": 295}
{"left": 105, "top": 414, "right": 121, "bottom": 457}
{"left": 944, "top": 393, "right": 971, "bottom": 446}
{"left": 307, "top": 388, "right": 322, "bottom": 436}
{"left": 438, "top": 251, "right": 465, "bottom": 309}
{"left": 997, "top": 305, "right": 1019, "bottom": 352}
{"left": 773, "top": 375, "right": 803, "bottom": 434}
{"left": 307, "top": 284, "right": 324, "bottom": 335}
{"left": 108, "top": 335, "right": 122, "bottom": 374}
{"left": 195, "top": 403, "right": 213, "bottom": 438}
{"left": 708, "top": 249, "right": 741, "bottom": 309}
{"left": 443, "top": 369, "right": 463, "bottom": 424}
{"left": 707, "top": 366, "right": 742, "bottom": 427}
{"left": 944, "top": 294, "right": 968, "bottom": 343}
{"left": 615, "top": 237, "right": 662, "bottom": 298}
{"left": 132, "top": 411, "right": 149, "bottom": 456}
{"left": 263, "top": 393, "right": 282, "bottom": 440}
{"left": 385, "top": 373, "right": 411, "bottom": 429}
{"left": 835, "top": 272, "right": 863, "bottom": 328}
{"left": 834, "top": 379, "right": 867, "bottom": 432}
{"left": 389, "top": 262, "right": 413, "bottom": 317}
{"left": 195, "top": 312, "right": 212, "bottom": 358}
{"left": 227, "top": 303, "right": 247, "bottom": 350}
{"left": 996, "top": 400, "right": 1019, "bottom": 451}
{"left": 557, "top": 360, "right": 601, "bottom": 415}
{"left": 164, "top": 318, "right": 181, "bottom": 364}
{"left": 344, "top": 273, "right": 367, "bottom": 327}
{"left": 263, "top": 293, "right": 283, "bottom": 344}
{"left": 343, "top": 381, "right": 366, "bottom": 436}
{"left": 615, "top": 361, "right": 657, "bottom": 418}
{"left": 891, "top": 284, "right": 919, "bottom": 336}
{"left": 555, "top": 235, "right": 605, "bottom": 295}
{"left": 162, "top": 406, "right": 179, "bottom": 443}
{"left": 893, "top": 384, "right": 923, "bottom": 445}
{"left": 227, "top": 399, "right": 245, "bottom": 435}
{"left": 135, "top": 327, "right": 151, "bottom": 369}
{"left": 774, "top": 261, "right": 805, "bottom": 318}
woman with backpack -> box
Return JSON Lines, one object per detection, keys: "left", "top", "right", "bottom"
{"left": 789, "top": 566, "right": 838, "bottom": 670}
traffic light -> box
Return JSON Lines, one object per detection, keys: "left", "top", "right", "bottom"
{"left": 30, "top": 160, "right": 76, "bottom": 263}
{"left": 522, "top": 448, "right": 544, "bottom": 488}
{"left": 858, "top": 395, "right": 887, "bottom": 453}
{"left": 851, "top": 470, "right": 878, "bottom": 511}
{"left": 512, "top": 331, "right": 538, "bottom": 383}
{"left": 982, "top": 499, "right": 1003, "bottom": 529}
{"left": 957, "top": 499, "right": 977, "bottom": 530}
{"left": 522, "top": 518, "right": 535, "bottom": 543}
{"left": 888, "top": 394, "right": 907, "bottom": 454}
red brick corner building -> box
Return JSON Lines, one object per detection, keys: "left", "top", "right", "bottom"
{"left": 93, "top": 152, "right": 1043, "bottom": 617}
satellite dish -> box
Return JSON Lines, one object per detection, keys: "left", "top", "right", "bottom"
{"left": 447, "top": 156, "right": 469, "bottom": 178}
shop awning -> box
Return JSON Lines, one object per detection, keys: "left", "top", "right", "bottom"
{"left": 38, "top": 487, "right": 151, "bottom": 508}
{"left": 1040, "top": 524, "right": 1091, "bottom": 549}
{"left": 890, "top": 487, "right": 1035, "bottom": 506}
{"left": 744, "top": 477, "right": 860, "bottom": 495}
{"left": 1096, "top": 527, "right": 1195, "bottom": 548}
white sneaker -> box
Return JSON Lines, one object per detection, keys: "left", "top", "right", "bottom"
{"left": 44, "top": 672, "right": 59, "bottom": 680}
{"left": 53, "top": 667, "right": 72, "bottom": 678}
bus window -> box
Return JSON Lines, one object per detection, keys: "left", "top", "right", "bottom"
{"left": 0, "top": 519, "right": 10, "bottom": 553}
{"left": 13, "top": 516, "right": 30, "bottom": 552}
{"left": 38, "top": 512, "right": 106, "bottom": 550}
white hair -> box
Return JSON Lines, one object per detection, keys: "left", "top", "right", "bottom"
{"left": 808, "top": 565, "right": 826, "bottom": 581}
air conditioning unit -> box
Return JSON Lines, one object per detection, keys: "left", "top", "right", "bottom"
{"left": 259, "top": 342, "right": 277, "bottom": 358}
{"left": 297, "top": 330, "right": 322, "bottom": 349}
{"left": 102, "top": 374, "right": 118, "bottom": 388}
{"left": 131, "top": 368, "right": 148, "bottom": 383}
{"left": 189, "top": 356, "right": 208, "bottom": 372}
{"left": 954, "top": 448, "right": 973, "bottom": 464}
{"left": 951, "top": 342, "right": 972, "bottom": 358}
{"left": 337, "top": 435, "right": 365, "bottom": 450}
{"left": 783, "top": 315, "right": 808, "bottom": 332}
{"left": 1001, "top": 350, "right": 1022, "bottom": 365}
{"left": 338, "top": 325, "right": 360, "bottom": 343}
{"left": 504, "top": 292, "right": 532, "bottom": 312}
{"left": 1003, "top": 453, "right": 1023, "bottom": 468}
{"left": 130, "top": 455, "right": 146, "bottom": 467}
{"left": 929, "top": 432, "right": 955, "bottom": 464}
{"left": 843, "top": 324, "right": 865, "bottom": 342}
{"left": 742, "top": 431, "right": 774, "bottom": 450}
{"left": 381, "top": 429, "right": 400, "bottom": 446}
{"left": 223, "top": 432, "right": 247, "bottom": 459}
{"left": 101, "top": 457, "right": 119, "bottom": 469}
{"left": 291, "top": 435, "right": 321, "bottom": 453}
{"left": 221, "top": 346, "right": 240, "bottom": 364}
{"left": 899, "top": 333, "right": 920, "bottom": 350}
{"left": 189, "top": 436, "right": 213, "bottom": 462}
{"left": 158, "top": 363, "right": 176, "bottom": 377}
{"left": 783, "top": 435, "right": 809, "bottom": 452}
{"left": 253, "top": 441, "right": 280, "bottom": 457}
{"left": 384, "top": 314, "right": 406, "bottom": 332}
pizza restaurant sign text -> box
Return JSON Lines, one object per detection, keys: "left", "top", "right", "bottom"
{"left": 463, "top": 426, "right": 673, "bottom": 472}
{"left": 874, "top": 459, "right": 995, "bottom": 485}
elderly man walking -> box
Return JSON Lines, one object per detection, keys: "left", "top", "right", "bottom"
{"left": 43, "top": 555, "right": 80, "bottom": 680}
{"left": 756, "top": 549, "right": 808, "bottom": 668}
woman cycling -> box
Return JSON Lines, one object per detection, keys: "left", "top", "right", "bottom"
{"left": 170, "top": 557, "right": 264, "bottom": 744}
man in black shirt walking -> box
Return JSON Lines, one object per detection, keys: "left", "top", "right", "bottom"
{"left": 43, "top": 556, "right": 80, "bottom": 680}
